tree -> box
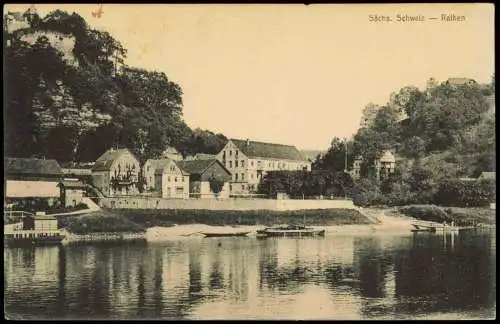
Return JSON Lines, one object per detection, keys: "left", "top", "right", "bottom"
{"left": 312, "top": 137, "right": 354, "bottom": 172}
{"left": 360, "top": 103, "right": 379, "bottom": 128}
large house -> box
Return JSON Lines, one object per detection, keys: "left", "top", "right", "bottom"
{"left": 91, "top": 148, "right": 140, "bottom": 197}
{"left": 4, "top": 158, "right": 63, "bottom": 203}
{"left": 176, "top": 159, "right": 232, "bottom": 199}
{"left": 215, "top": 139, "right": 311, "bottom": 195}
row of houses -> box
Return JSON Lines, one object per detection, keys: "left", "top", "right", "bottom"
{"left": 93, "top": 138, "right": 311, "bottom": 198}
{"left": 4, "top": 138, "right": 312, "bottom": 204}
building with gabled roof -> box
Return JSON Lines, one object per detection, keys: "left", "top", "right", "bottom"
{"left": 161, "top": 146, "right": 183, "bottom": 161}
{"left": 5, "top": 157, "right": 63, "bottom": 180}
{"left": 91, "top": 148, "right": 140, "bottom": 197}
{"left": 4, "top": 157, "right": 63, "bottom": 201}
{"left": 143, "top": 158, "right": 189, "bottom": 198}
{"left": 58, "top": 180, "right": 87, "bottom": 207}
{"left": 176, "top": 159, "right": 231, "bottom": 199}
{"left": 215, "top": 138, "right": 311, "bottom": 195}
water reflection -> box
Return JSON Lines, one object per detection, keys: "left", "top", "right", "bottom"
{"left": 4, "top": 231, "right": 495, "bottom": 320}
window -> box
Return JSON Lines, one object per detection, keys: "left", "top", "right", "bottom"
{"left": 229, "top": 161, "right": 233, "bottom": 168}
{"left": 147, "top": 166, "right": 150, "bottom": 172}
{"left": 241, "top": 173, "right": 245, "bottom": 180}
{"left": 241, "top": 184, "right": 245, "bottom": 190}
{"left": 168, "top": 176, "right": 171, "bottom": 182}
{"left": 230, "top": 150, "right": 232, "bottom": 156}
{"left": 241, "top": 160, "right": 245, "bottom": 167}
{"left": 235, "top": 160, "right": 239, "bottom": 167}
{"left": 251, "top": 161, "right": 254, "bottom": 167}
{"left": 174, "top": 177, "right": 178, "bottom": 182}
{"left": 235, "top": 173, "right": 239, "bottom": 181}
{"left": 230, "top": 184, "right": 233, "bottom": 191}
{"left": 251, "top": 174, "right": 254, "bottom": 179}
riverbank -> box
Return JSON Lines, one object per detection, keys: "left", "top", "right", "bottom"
{"left": 55, "top": 208, "right": 373, "bottom": 238}
{"left": 58, "top": 204, "right": 493, "bottom": 233}
{"left": 393, "top": 205, "right": 495, "bottom": 226}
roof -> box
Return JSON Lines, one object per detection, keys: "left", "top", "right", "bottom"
{"left": 92, "top": 148, "right": 137, "bottom": 172}
{"left": 479, "top": 172, "right": 496, "bottom": 180}
{"left": 446, "top": 78, "right": 477, "bottom": 85}
{"left": 4, "top": 158, "right": 63, "bottom": 176}
{"left": 6, "top": 12, "right": 24, "bottom": 21}
{"left": 62, "top": 168, "right": 92, "bottom": 176}
{"left": 147, "top": 159, "right": 189, "bottom": 175}
{"left": 379, "top": 151, "right": 396, "bottom": 163}
{"left": 25, "top": 215, "right": 58, "bottom": 220}
{"left": 58, "top": 180, "right": 87, "bottom": 189}
{"left": 230, "top": 139, "right": 308, "bottom": 161}
{"left": 176, "top": 159, "right": 230, "bottom": 176}
{"left": 161, "top": 146, "right": 183, "bottom": 159}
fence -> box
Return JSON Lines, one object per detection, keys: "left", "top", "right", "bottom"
{"left": 4, "top": 210, "right": 34, "bottom": 218}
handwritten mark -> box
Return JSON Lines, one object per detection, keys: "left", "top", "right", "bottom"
{"left": 92, "top": 4, "right": 104, "bottom": 19}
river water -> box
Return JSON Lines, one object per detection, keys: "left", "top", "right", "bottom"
{"left": 4, "top": 230, "right": 496, "bottom": 320}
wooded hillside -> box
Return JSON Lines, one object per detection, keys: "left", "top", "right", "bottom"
{"left": 4, "top": 9, "right": 227, "bottom": 163}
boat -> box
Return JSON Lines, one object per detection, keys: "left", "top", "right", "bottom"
{"left": 256, "top": 224, "right": 326, "bottom": 238}
{"left": 4, "top": 213, "right": 66, "bottom": 247}
{"left": 411, "top": 224, "right": 436, "bottom": 233}
{"left": 411, "top": 222, "right": 461, "bottom": 233}
{"left": 4, "top": 231, "right": 66, "bottom": 246}
{"left": 200, "top": 231, "right": 251, "bottom": 238}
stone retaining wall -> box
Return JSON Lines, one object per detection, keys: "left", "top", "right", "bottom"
{"left": 99, "top": 197, "right": 356, "bottom": 211}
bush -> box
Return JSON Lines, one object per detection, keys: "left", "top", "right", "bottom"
{"left": 398, "top": 205, "right": 453, "bottom": 223}
{"left": 434, "top": 179, "right": 494, "bottom": 207}
{"left": 61, "top": 212, "right": 146, "bottom": 234}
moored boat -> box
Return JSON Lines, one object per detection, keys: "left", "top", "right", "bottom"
{"left": 4, "top": 231, "right": 66, "bottom": 246}
{"left": 200, "top": 231, "right": 251, "bottom": 238}
{"left": 4, "top": 213, "right": 66, "bottom": 247}
{"left": 256, "top": 225, "right": 326, "bottom": 238}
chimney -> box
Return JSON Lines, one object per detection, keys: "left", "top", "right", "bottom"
{"left": 246, "top": 138, "right": 250, "bottom": 147}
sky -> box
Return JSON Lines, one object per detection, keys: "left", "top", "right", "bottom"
{"left": 5, "top": 4, "right": 495, "bottom": 150}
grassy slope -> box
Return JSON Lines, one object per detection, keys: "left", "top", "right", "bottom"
{"left": 58, "top": 208, "right": 372, "bottom": 234}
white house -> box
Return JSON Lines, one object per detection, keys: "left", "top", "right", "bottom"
{"left": 215, "top": 139, "right": 311, "bottom": 195}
